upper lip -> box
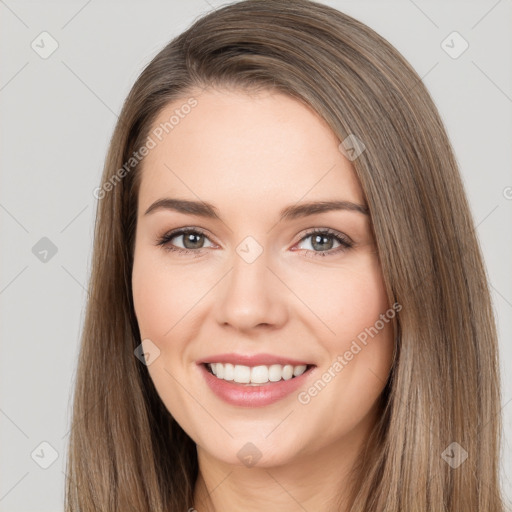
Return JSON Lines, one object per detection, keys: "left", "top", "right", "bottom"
{"left": 198, "top": 353, "right": 314, "bottom": 367}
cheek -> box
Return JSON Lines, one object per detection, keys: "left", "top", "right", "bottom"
{"left": 131, "top": 246, "right": 203, "bottom": 340}
{"left": 332, "top": 255, "right": 394, "bottom": 377}
{"left": 336, "top": 262, "right": 390, "bottom": 345}
{"left": 294, "top": 252, "right": 391, "bottom": 346}
{"left": 293, "top": 253, "right": 394, "bottom": 413}
{"left": 131, "top": 248, "right": 201, "bottom": 432}
{"left": 132, "top": 266, "right": 173, "bottom": 340}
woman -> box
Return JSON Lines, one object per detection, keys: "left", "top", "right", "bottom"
{"left": 65, "top": 0, "right": 506, "bottom": 510}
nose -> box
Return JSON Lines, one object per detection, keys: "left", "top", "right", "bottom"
{"left": 214, "top": 246, "right": 289, "bottom": 333}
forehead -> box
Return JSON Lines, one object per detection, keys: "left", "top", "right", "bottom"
{"left": 137, "top": 88, "right": 364, "bottom": 214}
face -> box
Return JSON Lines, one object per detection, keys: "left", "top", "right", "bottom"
{"left": 132, "top": 87, "right": 395, "bottom": 469}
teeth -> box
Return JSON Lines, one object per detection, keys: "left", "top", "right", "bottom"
{"left": 251, "top": 365, "right": 269, "bottom": 384}
{"left": 207, "top": 363, "right": 308, "bottom": 385}
{"left": 269, "top": 364, "right": 283, "bottom": 382}
{"left": 223, "top": 363, "right": 234, "bottom": 381}
{"left": 234, "top": 364, "right": 251, "bottom": 383}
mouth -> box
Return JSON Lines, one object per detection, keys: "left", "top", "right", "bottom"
{"left": 203, "top": 362, "right": 316, "bottom": 386}
{"left": 197, "top": 352, "right": 317, "bottom": 407}
{"left": 199, "top": 361, "right": 317, "bottom": 407}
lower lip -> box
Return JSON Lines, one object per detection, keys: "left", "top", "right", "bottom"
{"left": 199, "top": 363, "right": 315, "bottom": 407}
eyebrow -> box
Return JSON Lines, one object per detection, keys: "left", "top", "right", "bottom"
{"left": 144, "top": 198, "right": 369, "bottom": 220}
{"left": 144, "top": 197, "right": 368, "bottom": 220}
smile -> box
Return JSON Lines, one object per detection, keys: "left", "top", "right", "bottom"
{"left": 206, "top": 362, "right": 310, "bottom": 385}
{"left": 198, "top": 357, "right": 317, "bottom": 407}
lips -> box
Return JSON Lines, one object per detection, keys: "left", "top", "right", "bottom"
{"left": 197, "top": 353, "right": 317, "bottom": 407}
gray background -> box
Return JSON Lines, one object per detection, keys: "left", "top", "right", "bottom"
{"left": 1, "top": 0, "right": 511, "bottom": 510}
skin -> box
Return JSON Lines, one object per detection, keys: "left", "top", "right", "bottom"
{"left": 131, "top": 87, "right": 395, "bottom": 512}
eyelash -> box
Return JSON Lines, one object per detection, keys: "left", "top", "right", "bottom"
{"left": 155, "top": 227, "right": 353, "bottom": 258}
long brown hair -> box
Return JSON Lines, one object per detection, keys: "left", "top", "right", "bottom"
{"left": 65, "top": 1, "right": 505, "bottom": 510}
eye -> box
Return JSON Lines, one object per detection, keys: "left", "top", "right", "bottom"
{"left": 156, "top": 228, "right": 215, "bottom": 255}
{"left": 295, "top": 228, "right": 353, "bottom": 257}
{"left": 156, "top": 227, "right": 353, "bottom": 258}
